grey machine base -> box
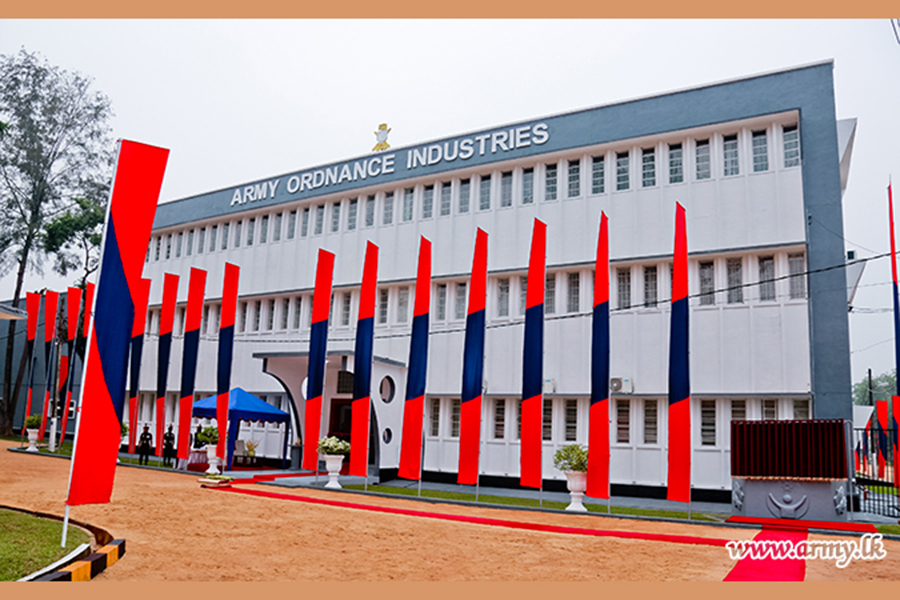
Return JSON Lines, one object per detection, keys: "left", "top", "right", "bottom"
{"left": 731, "top": 478, "right": 849, "bottom": 522}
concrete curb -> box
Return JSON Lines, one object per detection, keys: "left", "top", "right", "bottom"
{"left": 32, "top": 539, "right": 127, "bottom": 581}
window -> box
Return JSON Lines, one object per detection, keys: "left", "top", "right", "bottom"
{"left": 543, "top": 400, "right": 553, "bottom": 441}
{"left": 397, "top": 287, "right": 409, "bottom": 323}
{"left": 253, "top": 300, "right": 261, "bottom": 332}
{"left": 239, "top": 301, "right": 247, "bottom": 333}
{"left": 763, "top": 399, "right": 778, "bottom": 420}
{"left": 331, "top": 202, "right": 341, "bottom": 232}
{"left": 234, "top": 222, "right": 242, "bottom": 248}
{"left": 348, "top": 198, "right": 358, "bottom": 230}
{"left": 430, "top": 398, "right": 441, "bottom": 436}
{"left": 315, "top": 205, "right": 324, "bottom": 235}
{"left": 177, "top": 307, "right": 185, "bottom": 335}
{"left": 176, "top": 232, "right": 183, "bottom": 258}
{"left": 520, "top": 276, "right": 528, "bottom": 315}
{"left": 783, "top": 125, "right": 800, "bottom": 167}
{"left": 292, "top": 209, "right": 301, "bottom": 239}
{"left": 501, "top": 171, "right": 512, "bottom": 207}
{"left": 727, "top": 258, "right": 743, "bottom": 304}
{"left": 516, "top": 399, "right": 522, "bottom": 439}
{"left": 731, "top": 399, "right": 746, "bottom": 422}
{"left": 439, "top": 184, "right": 451, "bottom": 216}
{"left": 221, "top": 223, "right": 229, "bottom": 250}
{"left": 403, "top": 188, "right": 414, "bottom": 221}
{"left": 617, "top": 268, "right": 631, "bottom": 310}
{"left": 642, "top": 148, "right": 656, "bottom": 187}
{"left": 247, "top": 218, "right": 255, "bottom": 245}
{"left": 281, "top": 298, "right": 290, "bottom": 329}
{"left": 565, "top": 399, "right": 578, "bottom": 442}
{"left": 365, "top": 195, "right": 375, "bottom": 227}
{"left": 545, "top": 273, "right": 556, "bottom": 315}
{"left": 644, "top": 266, "right": 658, "bottom": 308}
{"left": 383, "top": 192, "right": 394, "bottom": 225}
{"left": 758, "top": 256, "right": 775, "bottom": 301}
{"left": 202, "top": 305, "right": 210, "bottom": 334}
{"left": 696, "top": 139, "right": 711, "bottom": 180}
{"left": 644, "top": 399, "right": 658, "bottom": 444}
{"left": 591, "top": 156, "right": 605, "bottom": 194}
{"left": 378, "top": 289, "right": 388, "bottom": 324}
{"left": 567, "top": 272, "right": 580, "bottom": 313}
{"left": 789, "top": 254, "right": 806, "bottom": 299}
{"left": 522, "top": 168, "right": 534, "bottom": 204}
{"left": 616, "top": 399, "right": 630, "bottom": 443}
{"left": 153, "top": 237, "right": 160, "bottom": 261}
{"left": 266, "top": 299, "right": 275, "bottom": 331}
{"left": 701, "top": 400, "right": 716, "bottom": 446}
{"left": 263, "top": 216, "right": 272, "bottom": 243}
{"left": 723, "top": 134, "right": 739, "bottom": 176}
{"left": 186, "top": 230, "right": 193, "bottom": 256}
{"left": 307, "top": 295, "right": 313, "bottom": 327}
{"left": 455, "top": 282, "right": 467, "bottom": 320}
{"left": 422, "top": 186, "right": 433, "bottom": 219}
{"left": 544, "top": 163, "right": 558, "bottom": 201}
{"left": 494, "top": 399, "right": 505, "bottom": 440}
{"left": 479, "top": 175, "right": 491, "bottom": 210}
{"left": 273, "top": 213, "right": 282, "bottom": 242}
{"left": 292, "top": 298, "right": 302, "bottom": 329}
{"left": 166, "top": 234, "right": 172, "bottom": 259}
{"left": 567, "top": 160, "right": 580, "bottom": 198}
{"left": 207, "top": 226, "right": 215, "bottom": 252}
{"left": 341, "top": 293, "right": 352, "bottom": 326}
{"left": 793, "top": 399, "right": 810, "bottom": 420}
{"left": 451, "top": 399, "right": 461, "bottom": 437}
{"left": 668, "top": 143, "right": 683, "bottom": 184}
{"left": 752, "top": 130, "right": 768, "bottom": 172}
{"left": 616, "top": 152, "right": 629, "bottom": 191}
{"left": 699, "top": 262, "right": 715, "bottom": 305}
{"left": 497, "top": 278, "right": 510, "bottom": 317}
{"left": 436, "top": 284, "right": 447, "bottom": 320}
{"left": 459, "top": 178, "right": 470, "bottom": 213}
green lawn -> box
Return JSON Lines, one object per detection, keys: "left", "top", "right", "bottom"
{"left": 876, "top": 524, "right": 900, "bottom": 536}
{"left": 0, "top": 508, "right": 90, "bottom": 581}
{"left": 343, "top": 484, "right": 723, "bottom": 522}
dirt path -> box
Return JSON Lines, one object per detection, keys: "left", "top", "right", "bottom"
{"left": 1, "top": 440, "right": 896, "bottom": 581}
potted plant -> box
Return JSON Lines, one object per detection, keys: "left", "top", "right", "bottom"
{"left": 317, "top": 436, "right": 350, "bottom": 489}
{"left": 120, "top": 422, "right": 129, "bottom": 445}
{"left": 196, "top": 426, "right": 221, "bottom": 475}
{"left": 553, "top": 444, "right": 589, "bottom": 512}
{"left": 24, "top": 414, "right": 41, "bottom": 453}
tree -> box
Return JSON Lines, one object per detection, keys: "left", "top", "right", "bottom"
{"left": 0, "top": 49, "right": 113, "bottom": 435}
{"left": 852, "top": 369, "right": 896, "bottom": 406}
{"left": 43, "top": 192, "right": 107, "bottom": 291}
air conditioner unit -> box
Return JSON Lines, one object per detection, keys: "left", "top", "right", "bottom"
{"left": 610, "top": 377, "right": 633, "bottom": 394}
{"left": 543, "top": 379, "right": 556, "bottom": 394}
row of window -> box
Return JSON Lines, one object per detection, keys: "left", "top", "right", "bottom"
{"left": 145, "top": 252, "right": 808, "bottom": 337}
{"left": 147, "top": 125, "right": 801, "bottom": 262}
{"left": 426, "top": 396, "right": 810, "bottom": 448}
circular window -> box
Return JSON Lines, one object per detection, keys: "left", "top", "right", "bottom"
{"left": 382, "top": 428, "right": 393, "bottom": 444}
{"left": 379, "top": 375, "right": 396, "bottom": 404}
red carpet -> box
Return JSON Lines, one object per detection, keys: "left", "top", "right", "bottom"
{"left": 215, "top": 486, "right": 732, "bottom": 548}
{"left": 723, "top": 526, "right": 808, "bottom": 581}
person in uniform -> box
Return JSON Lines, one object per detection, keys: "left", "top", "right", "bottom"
{"left": 163, "top": 424, "right": 176, "bottom": 467}
{"left": 192, "top": 424, "right": 203, "bottom": 449}
{"left": 138, "top": 425, "right": 153, "bottom": 465}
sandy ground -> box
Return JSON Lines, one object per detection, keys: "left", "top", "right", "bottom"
{"left": 1, "top": 439, "right": 898, "bottom": 581}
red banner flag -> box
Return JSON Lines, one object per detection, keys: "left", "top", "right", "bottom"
{"left": 217, "top": 263, "right": 240, "bottom": 461}
{"left": 66, "top": 140, "right": 169, "bottom": 506}
{"left": 39, "top": 290, "right": 59, "bottom": 440}
{"left": 156, "top": 273, "right": 179, "bottom": 457}
{"left": 178, "top": 268, "right": 207, "bottom": 460}
{"left": 587, "top": 212, "right": 610, "bottom": 499}
{"left": 128, "top": 278, "right": 151, "bottom": 454}
{"left": 21, "top": 291, "right": 41, "bottom": 434}
{"left": 520, "top": 219, "right": 546, "bottom": 489}
{"left": 667, "top": 203, "right": 691, "bottom": 503}
{"left": 58, "top": 286, "right": 82, "bottom": 446}
{"left": 350, "top": 242, "right": 379, "bottom": 478}
{"left": 303, "top": 250, "right": 335, "bottom": 472}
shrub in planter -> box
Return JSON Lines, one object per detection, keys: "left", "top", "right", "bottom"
{"left": 317, "top": 436, "right": 350, "bottom": 455}
{"left": 24, "top": 414, "right": 41, "bottom": 430}
{"left": 553, "top": 444, "right": 589, "bottom": 473}
{"left": 196, "top": 426, "right": 219, "bottom": 446}
{"left": 120, "top": 422, "right": 129, "bottom": 437}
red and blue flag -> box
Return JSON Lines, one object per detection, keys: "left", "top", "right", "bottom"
{"left": 876, "top": 399, "right": 888, "bottom": 479}
{"left": 179, "top": 268, "right": 207, "bottom": 461}
{"left": 520, "top": 219, "right": 546, "bottom": 489}
{"left": 66, "top": 140, "right": 168, "bottom": 506}
{"left": 57, "top": 286, "right": 82, "bottom": 446}
{"left": 21, "top": 291, "right": 40, "bottom": 434}
{"left": 350, "top": 242, "right": 379, "bottom": 478}
{"left": 38, "top": 290, "right": 59, "bottom": 440}
{"left": 156, "top": 273, "right": 179, "bottom": 457}
{"left": 128, "top": 278, "right": 151, "bottom": 454}
{"left": 668, "top": 202, "right": 691, "bottom": 503}
{"left": 398, "top": 237, "right": 432, "bottom": 480}
{"left": 303, "top": 250, "right": 335, "bottom": 471}
{"left": 217, "top": 263, "right": 240, "bottom": 460}
{"left": 587, "top": 212, "right": 610, "bottom": 499}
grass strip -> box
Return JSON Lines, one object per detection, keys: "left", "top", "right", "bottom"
{"left": 343, "top": 484, "right": 721, "bottom": 522}
{"left": 0, "top": 508, "right": 90, "bottom": 581}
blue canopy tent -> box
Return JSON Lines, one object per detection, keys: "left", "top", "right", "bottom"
{"left": 192, "top": 387, "right": 291, "bottom": 470}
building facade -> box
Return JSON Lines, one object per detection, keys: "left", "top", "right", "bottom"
{"left": 128, "top": 61, "right": 856, "bottom": 492}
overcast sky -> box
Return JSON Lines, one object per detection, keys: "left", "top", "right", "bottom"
{"left": 1, "top": 19, "right": 899, "bottom": 384}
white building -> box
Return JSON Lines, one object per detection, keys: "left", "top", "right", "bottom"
{"left": 135, "top": 61, "right": 856, "bottom": 496}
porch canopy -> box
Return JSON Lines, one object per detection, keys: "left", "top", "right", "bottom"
{"left": 193, "top": 387, "right": 290, "bottom": 470}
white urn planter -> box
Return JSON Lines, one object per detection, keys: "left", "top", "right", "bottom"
{"left": 564, "top": 471, "right": 588, "bottom": 512}
{"left": 205, "top": 444, "right": 221, "bottom": 475}
{"left": 25, "top": 429, "right": 39, "bottom": 453}
{"left": 323, "top": 454, "right": 345, "bottom": 489}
